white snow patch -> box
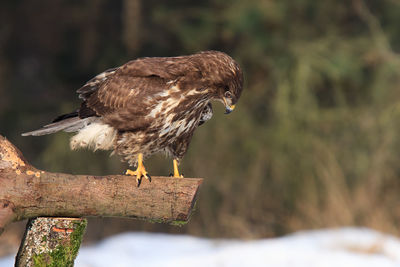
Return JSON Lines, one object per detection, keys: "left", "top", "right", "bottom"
{"left": 1, "top": 228, "right": 400, "bottom": 267}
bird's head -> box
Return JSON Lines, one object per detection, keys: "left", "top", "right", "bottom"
{"left": 195, "top": 51, "right": 244, "bottom": 114}
{"left": 218, "top": 70, "right": 243, "bottom": 114}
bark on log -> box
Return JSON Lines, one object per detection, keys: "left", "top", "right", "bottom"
{"left": 0, "top": 135, "right": 203, "bottom": 234}
{"left": 15, "top": 217, "right": 87, "bottom": 267}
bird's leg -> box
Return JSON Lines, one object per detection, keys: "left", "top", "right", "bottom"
{"left": 172, "top": 159, "right": 184, "bottom": 178}
{"left": 125, "top": 153, "right": 151, "bottom": 187}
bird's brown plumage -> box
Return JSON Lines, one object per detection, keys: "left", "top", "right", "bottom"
{"left": 23, "top": 51, "right": 244, "bottom": 169}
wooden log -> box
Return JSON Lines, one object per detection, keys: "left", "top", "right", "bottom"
{"left": 15, "top": 217, "right": 87, "bottom": 267}
{"left": 0, "top": 135, "right": 203, "bottom": 233}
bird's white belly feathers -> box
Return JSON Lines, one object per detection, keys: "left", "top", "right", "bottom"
{"left": 70, "top": 122, "right": 117, "bottom": 151}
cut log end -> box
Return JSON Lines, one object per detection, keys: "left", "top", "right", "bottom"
{"left": 0, "top": 199, "right": 16, "bottom": 235}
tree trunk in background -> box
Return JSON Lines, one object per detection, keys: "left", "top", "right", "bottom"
{"left": 123, "top": 0, "right": 141, "bottom": 55}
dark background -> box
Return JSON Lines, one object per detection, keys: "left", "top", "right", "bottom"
{"left": 1, "top": 0, "right": 400, "bottom": 251}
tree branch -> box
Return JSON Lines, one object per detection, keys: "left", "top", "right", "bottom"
{"left": 0, "top": 135, "right": 203, "bottom": 234}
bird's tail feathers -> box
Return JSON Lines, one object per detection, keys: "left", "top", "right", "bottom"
{"left": 22, "top": 116, "right": 95, "bottom": 137}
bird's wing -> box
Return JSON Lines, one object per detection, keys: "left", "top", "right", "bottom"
{"left": 77, "top": 67, "right": 118, "bottom": 101}
{"left": 82, "top": 57, "right": 199, "bottom": 131}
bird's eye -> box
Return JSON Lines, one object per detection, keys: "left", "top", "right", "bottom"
{"left": 224, "top": 91, "right": 232, "bottom": 98}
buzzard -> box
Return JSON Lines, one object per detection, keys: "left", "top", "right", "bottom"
{"left": 22, "top": 51, "right": 244, "bottom": 186}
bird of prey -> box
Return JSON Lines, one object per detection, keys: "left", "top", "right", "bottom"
{"left": 22, "top": 51, "right": 244, "bottom": 186}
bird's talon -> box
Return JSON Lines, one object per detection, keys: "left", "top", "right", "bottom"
{"left": 169, "top": 173, "right": 173, "bottom": 177}
{"left": 126, "top": 153, "right": 150, "bottom": 187}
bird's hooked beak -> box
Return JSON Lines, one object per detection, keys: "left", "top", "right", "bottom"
{"left": 223, "top": 97, "right": 236, "bottom": 114}
{"left": 225, "top": 105, "right": 236, "bottom": 114}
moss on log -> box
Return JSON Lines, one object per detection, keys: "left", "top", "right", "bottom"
{"left": 15, "top": 217, "right": 87, "bottom": 267}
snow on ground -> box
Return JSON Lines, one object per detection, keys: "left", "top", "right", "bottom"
{"left": 1, "top": 227, "right": 400, "bottom": 267}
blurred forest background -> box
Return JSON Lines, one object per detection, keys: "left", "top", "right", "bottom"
{"left": 1, "top": 0, "right": 400, "bottom": 250}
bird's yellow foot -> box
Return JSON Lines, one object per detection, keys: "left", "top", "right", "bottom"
{"left": 125, "top": 166, "right": 151, "bottom": 187}
{"left": 171, "top": 159, "right": 184, "bottom": 178}
{"left": 125, "top": 153, "right": 151, "bottom": 187}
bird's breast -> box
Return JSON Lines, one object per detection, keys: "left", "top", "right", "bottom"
{"left": 114, "top": 94, "right": 208, "bottom": 165}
